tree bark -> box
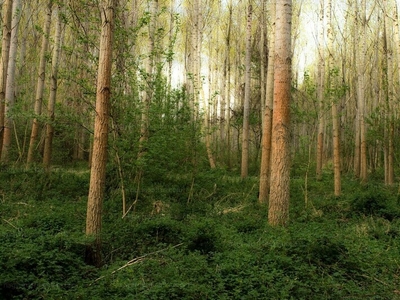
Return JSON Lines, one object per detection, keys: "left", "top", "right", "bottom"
{"left": 27, "top": 1, "right": 53, "bottom": 165}
{"left": 138, "top": 0, "right": 158, "bottom": 160}
{"left": 1, "top": 0, "right": 22, "bottom": 163}
{"left": 240, "top": 3, "right": 252, "bottom": 178}
{"left": 268, "top": 0, "right": 292, "bottom": 226}
{"left": 0, "top": 0, "right": 12, "bottom": 161}
{"left": 384, "top": 1, "right": 394, "bottom": 186}
{"left": 327, "top": 0, "right": 341, "bottom": 196}
{"left": 354, "top": 0, "right": 367, "bottom": 182}
{"left": 86, "top": 0, "right": 115, "bottom": 267}
{"left": 259, "top": 0, "right": 275, "bottom": 203}
{"left": 43, "top": 4, "right": 64, "bottom": 169}
{"left": 226, "top": 2, "right": 233, "bottom": 169}
{"left": 316, "top": 0, "right": 325, "bottom": 180}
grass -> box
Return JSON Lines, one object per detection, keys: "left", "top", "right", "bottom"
{"left": 1, "top": 166, "right": 400, "bottom": 299}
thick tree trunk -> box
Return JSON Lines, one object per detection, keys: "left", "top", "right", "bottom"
{"left": 259, "top": 0, "right": 275, "bottom": 204}
{"left": 0, "top": 0, "right": 12, "bottom": 161}
{"left": 268, "top": 0, "right": 292, "bottom": 226}
{"left": 27, "top": 1, "right": 53, "bottom": 165}
{"left": 240, "top": 3, "right": 252, "bottom": 178}
{"left": 86, "top": 0, "right": 115, "bottom": 267}
{"left": 43, "top": 5, "right": 63, "bottom": 169}
{"left": 1, "top": 0, "right": 22, "bottom": 163}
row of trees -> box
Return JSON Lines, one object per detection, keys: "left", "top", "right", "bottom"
{"left": 0, "top": 0, "right": 400, "bottom": 263}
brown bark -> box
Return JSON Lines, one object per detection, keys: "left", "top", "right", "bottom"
{"left": 86, "top": 0, "right": 115, "bottom": 267}
{"left": 268, "top": 0, "right": 292, "bottom": 226}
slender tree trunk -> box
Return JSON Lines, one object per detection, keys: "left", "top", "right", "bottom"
{"left": 241, "top": 3, "right": 252, "bottom": 178}
{"left": 204, "top": 37, "right": 216, "bottom": 169}
{"left": 359, "top": 0, "right": 368, "bottom": 182}
{"left": 226, "top": 2, "right": 233, "bottom": 169}
{"left": 259, "top": 0, "right": 275, "bottom": 203}
{"left": 27, "top": 1, "right": 53, "bottom": 165}
{"left": 86, "top": 0, "right": 115, "bottom": 267}
{"left": 384, "top": 2, "right": 394, "bottom": 185}
{"left": 43, "top": 4, "right": 63, "bottom": 169}
{"left": 355, "top": 0, "right": 367, "bottom": 182}
{"left": 219, "top": 0, "right": 227, "bottom": 147}
{"left": 0, "top": 0, "right": 12, "bottom": 161}
{"left": 1, "top": 0, "right": 22, "bottom": 163}
{"left": 138, "top": 0, "right": 158, "bottom": 160}
{"left": 316, "top": 0, "right": 325, "bottom": 180}
{"left": 268, "top": 0, "right": 292, "bottom": 226}
{"left": 167, "top": 0, "right": 175, "bottom": 90}
{"left": 327, "top": 0, "right": 341, "bottom": 196}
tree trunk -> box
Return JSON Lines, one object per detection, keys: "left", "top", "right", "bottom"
{"left": 259, "top": 0, "right": 275, "bottom": 204}
{"left": 384, "top": 1, "right": 394, "bottom": 186}
{"left": 138, "top": 0, "right": 158, "bottom": 160}
{"left": 86, "top": 0, "right": 115, "bottom": 267}
{"left": 27, "top": 1, "right": 53, "bottom": 165}
{"left": 220, "top": 1, "right": 227, "bottom": 147}
{"left": 327, "top": 0, "right": 341, "bottom": 196}
{"left": 0, "top": 0, "right": 12, "bottom": 161}
{"left": 355, "top": 0, "right": 367, "bottom": 182}
{"left": 1, "top": 0, "right": 22, "bottom": 163}
{"left": 43, "top": 4, "right": 64, "bottom": 169}
{"left": 205, "top": 38, "right": 216, "bottom": 169}
{"left": 268, "top": 0, "right": 292, "bottom": 226}
{"left": 316, "top": 0, "right": 325, "bottom": 180}
{"left": 240, "top": 3, "right": 252, "bottom": 178}
{"left": 226, "top": 3, "right": 233, "bottom": 169}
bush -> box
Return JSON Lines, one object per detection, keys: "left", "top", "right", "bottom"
{"left": 350, "top": 185, "right": 400, "bottom": 220}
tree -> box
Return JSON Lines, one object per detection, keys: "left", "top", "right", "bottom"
{"left": 383, "top": 0, "right": 395, "bottom": 186}
{"left": 27, "top": 0, "right": 53, "bottom": 165}
{"left": 354, "top": 0, "right": 367, "bottom": 182}
{"left": 85, "top": 0, "right": 115, "bottom": 266}
{"left": 327, "top": 0, "right": 341, "bottom": 196}
{"left": 259, "top": 0, "right": 275, "bottom": 203}
{"left": 1, "top": 0, "right": 22, "bottom": 163}
{"left": 0, "top": 0, "right": 12, "bottom": 161}
{"left": 316, "top": 0, "right": 325, "bottom": 180}
{"left": 43, "top": 4, "right": 64, "bottom": 169}
{"left": 268, "top": 0, "right": 292, "bottom": 226}
{"left": 240, "top": 2, "right": 252, "bottom": 178}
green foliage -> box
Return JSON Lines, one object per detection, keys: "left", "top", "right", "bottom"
{"left": 2, "top": 166, "right": 400, "bottom": 299}
{"left": 349, "top": 184, "right": 400, "bottom": 220}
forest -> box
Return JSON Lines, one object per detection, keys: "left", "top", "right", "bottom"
{"left": 1, "top": 0, "right": 400, "bottom": 298}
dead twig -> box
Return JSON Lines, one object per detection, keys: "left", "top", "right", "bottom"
{"left": 92, "top": 243, "right": 184, "bottom": 284}
{"left": 2, "top": 218, "right": 20, "bottom": 230}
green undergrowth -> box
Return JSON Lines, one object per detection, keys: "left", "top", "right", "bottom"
{"left": 1, "top": 167, "right": 400, "bottom": 299}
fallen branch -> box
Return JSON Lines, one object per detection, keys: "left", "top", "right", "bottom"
{"left": 92, "top": 243, "right": 184, "bottom": 284}
{"left": 360, "top": 274, "right": 391, "bottom": 287}
{"left": 2, "top": 218, "right": 20, "bottom": 230}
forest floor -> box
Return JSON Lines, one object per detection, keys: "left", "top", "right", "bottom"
{"left": 1, "top": 166, "right": 400, "bottom": 299}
